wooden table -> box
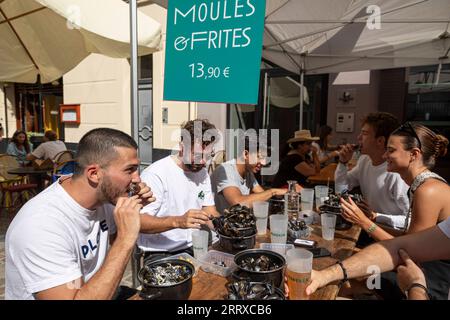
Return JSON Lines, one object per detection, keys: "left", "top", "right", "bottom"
{"left": 307, "top": 163, "right": 337, "bottom": 185}
{"left": 192, "top": 224, "right": 360, "bottom": 300}
{"left": 133, "top": 223, "right": 361, "bottom": 300}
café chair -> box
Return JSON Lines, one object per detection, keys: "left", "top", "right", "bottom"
{"left": 52, "top": 159, "right": 77, "bottom": 182}
{"left": 0, "top": 155, "right": 37, "bottom": 212}
{"left": 53, "top": 150, "right": 74, "bottom": 165}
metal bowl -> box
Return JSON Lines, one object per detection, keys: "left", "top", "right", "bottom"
{"left": 138, "top": 259, "right": 194, "bottom": 300}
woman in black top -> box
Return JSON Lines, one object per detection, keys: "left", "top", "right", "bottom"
{"left": 272, "top": 130, "right": 321, "bottom": 188}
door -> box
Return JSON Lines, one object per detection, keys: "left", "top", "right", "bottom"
{"left": 138, "top": 83, "right": 153, "bottom": 170}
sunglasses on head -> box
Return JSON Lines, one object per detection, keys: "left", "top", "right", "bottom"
{"left": 397, "top": 122, "right": 422, "bottom": 150}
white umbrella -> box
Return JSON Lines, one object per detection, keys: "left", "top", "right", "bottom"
{"left": 264, "top": 0, "right": 450, "bottom": 74}
{"left": 0, "top": 0, "right": 162, "bottom": 83}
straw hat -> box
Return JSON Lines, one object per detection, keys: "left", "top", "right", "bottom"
{"left": 287, "top": 130, "right": 320, "bottom": 143}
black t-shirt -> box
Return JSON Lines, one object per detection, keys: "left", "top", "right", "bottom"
{"left": 272, "top": 154, "right": 308, "bottom": 187}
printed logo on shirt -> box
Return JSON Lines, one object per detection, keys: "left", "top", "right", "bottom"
{"left": 80, "top": 219, "right": 108, "bottom": 259}
{"left": 198, "top": 190, "right": 205, "bottom": 200}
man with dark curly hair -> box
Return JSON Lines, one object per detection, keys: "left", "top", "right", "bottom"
{"left": 137, "top": 119, "right": 220, "bottom": 262}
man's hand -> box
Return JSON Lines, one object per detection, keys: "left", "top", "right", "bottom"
{"left": 175, "top": 209, "right": 210, "bottom": 229}
{"left": 305, "top": 270, "right": 329, "bottom": 296}
{"left": 283, "top": 270, "right": 329, "bottom": 299}
{"left": 357, "top": 200, "right": 377, "bottom": 221}
{"left": 271, "top": 188, "right": 288, "bottom": 197}
{"left": 338, "top": 144, "right": 354, "bottom": 164}
{"left": 136, "top": 182, "right": 156, "bottom": 207}
{"left": 114, "top": 196, "right": 142, "bottom": 246}
{"left": 329, "top": 150, "right": 340, "bottom": 159}
{"left": 397, "top": 249, "right": 427, "bottom": 294}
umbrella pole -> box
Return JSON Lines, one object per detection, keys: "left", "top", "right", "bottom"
{"left": 129, "top": 0, "right": 140, "bottom": 290}
{"left": 262, "top": 72, "right": 268, "bottom": 129}
{"left": 2, "top": 84, "right": 9, "bottom": 138}
{"left": 299, "top": 66, "right": 304, "bottom": 130}
{"left": 130, "top": 0, "right": 139, "bottom": 150}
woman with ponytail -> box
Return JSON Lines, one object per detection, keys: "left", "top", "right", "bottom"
{"left": 340, "top": 122, "right": 450, "bottom": 299}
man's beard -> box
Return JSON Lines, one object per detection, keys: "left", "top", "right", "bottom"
{"left": 185, "top": 163, "right": 205, "bottom": 172}
{"left": 97, "top": 174, "right": 125, "bottom": 205}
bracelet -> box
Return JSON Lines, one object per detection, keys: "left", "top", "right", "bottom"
{"left": 366, "top": 223, "right": 377, "bottom": 234}
{"left": 406, "top": 283, "right": 430, "bottom": 300}
{"left": 335, "top": 260, "right": 349, "bottom": 285}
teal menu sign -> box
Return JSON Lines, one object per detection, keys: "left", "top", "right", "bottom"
{"left": 163, "top": 0, "right": 266, "bottom": 105}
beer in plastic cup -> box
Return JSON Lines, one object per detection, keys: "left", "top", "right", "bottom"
{"left": 286, "top": 248, "right": 313, "bottom": 300}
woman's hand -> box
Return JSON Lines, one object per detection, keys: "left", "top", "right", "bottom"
{"left": 356, "top": 199, "right": 377, "bottom": 221}
{"left": 340, "top": 196, "right": 370, "bottom": 226}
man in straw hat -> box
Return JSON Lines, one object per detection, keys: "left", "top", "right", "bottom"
{"left": 272, "top": 129, "right": 321, "bottom": 188}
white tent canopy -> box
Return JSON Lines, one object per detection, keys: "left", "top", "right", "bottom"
{"left": 264, "top": 0, "right": 450, "bottom": 75}
{"left": 152, "top": 0, "right": 450, "bottom": 74}
{"left": 0, "top": 0, "right": 162, "bottom": 83}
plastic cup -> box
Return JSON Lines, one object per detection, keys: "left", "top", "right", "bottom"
{"left": 270, "top": 214, "right": 288, "bottom": 244}
{"left": 192, "top": 230, "right": 208, "bottom": 259}
{"left": 321, "top": 213, "right": 337, "bottom": 240}
{"left": 315, "top": 185, "right": 329, "bottom": 207}
{"left": 335, "top": 183, "right": 348, "bottom": 195}
{"left": 286, "top": 248, "right": 313, "bottom": 300}
{"left": 253, "top": 201, "right": 269, "bottom": 235}
{"left": 301, "top": 188, "right": 314, "bottom": 211}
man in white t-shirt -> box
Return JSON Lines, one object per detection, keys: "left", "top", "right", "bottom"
{"left": 26, "top": 130, "right": 67, "bottom": 161}
{"left": 211, "top": 137, "right": 288, "bottom": 214}
{"left": 5, "top": 128, "right": 155, "bottom": 300}
{"left": 137, "top": 119, "right": 220, "bottom": 261}
{"left": 303, "top": 217, "right": 450, "bottom": 300}
{"left": 335, "top": 112, "right": 409, "bottom": 230}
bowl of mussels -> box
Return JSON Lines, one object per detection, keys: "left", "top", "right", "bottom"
{"left": 318, "top": 192, "right": 363, "bottom": 230}
{"left": 288, "top": 219, "right": 312, "bottom": 239}
{"left": 233, "top": 249, "right": 286, "bottom": 288}
{"left": 212, "top": 204, "right": 257, "bottom": 253}
{"left": 225, "top": 281, "right": 285, "bottom": 300}
{"left": 138, "top": 259, "right": 194, "bottom": 300}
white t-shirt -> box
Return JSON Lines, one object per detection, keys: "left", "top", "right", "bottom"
{"left": 438, "top": 218, "right": 450, "bottom": 300}
{"left": 335, "top": 155, "right": 410, "bottom": 229}
{"left": 438, "top": 217, "right": 450, "bottom": 239}
{"left": 32, "top": 140, "right": 67, "bottom": 160}
{"left": 138, "top": 156, "right": 215, "bottom": 252}
{"left": 210, "top": 159, "right": 259, "bottom": 214}
{"left": 5, "top": 180, "right": 115, "bottom": 300}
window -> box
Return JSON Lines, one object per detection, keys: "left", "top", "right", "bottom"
{"left": 138, "top": 55, "right": 153, "bottom": 80}
{"left": 407, "top": 64, "right": 450, "bottom": 123}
